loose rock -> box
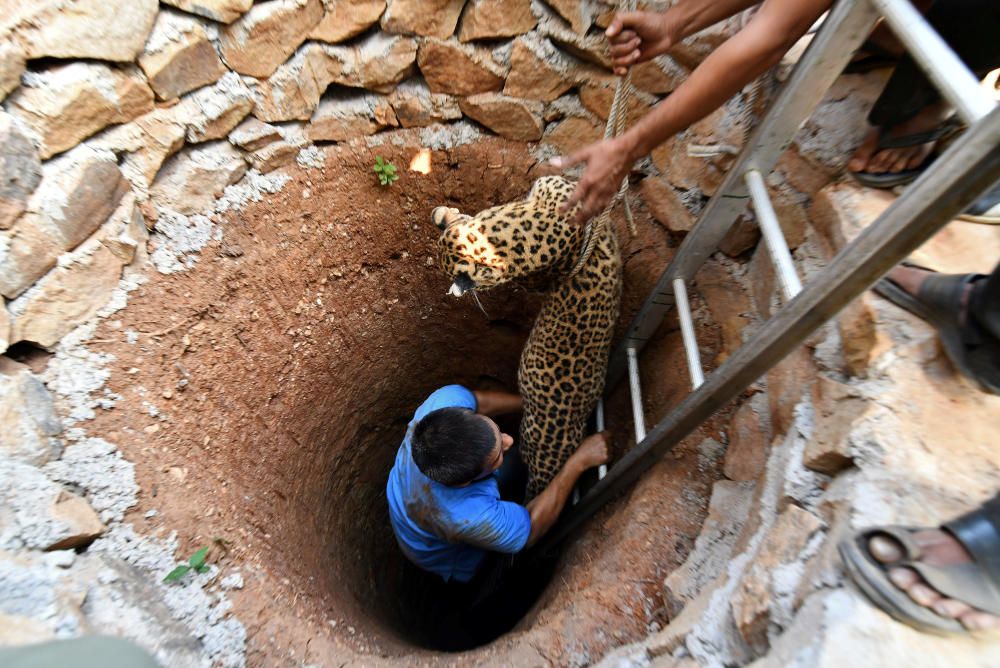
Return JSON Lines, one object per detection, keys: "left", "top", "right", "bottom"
{"left": 638, "top": 176, "right": 696, "bottom": 234}
{"left": 228, "top": 118, "right": 283, "bottom": 152}
{"left": 0, "top": 43, "right": 26, "bottom": 102}
{"left": 503, "top": 36, "right": 574, "bottom": 102}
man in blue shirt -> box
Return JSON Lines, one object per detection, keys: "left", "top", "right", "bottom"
{"left": 386, "top": 384, "right": 609, "bottom": 585}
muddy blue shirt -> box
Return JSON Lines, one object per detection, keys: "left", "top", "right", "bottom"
{"left": 386, "top": 385, "right": 531, "bottom": 583}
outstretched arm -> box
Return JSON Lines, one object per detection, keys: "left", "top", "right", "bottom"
{"left": 473, "top": 389, "right": 523, "bottom": 417}
{"left": 524, "top": 432, "right": 610, "bottom": 547}
{"left": 558, "top": 0, "right": 832, "bottom": 224}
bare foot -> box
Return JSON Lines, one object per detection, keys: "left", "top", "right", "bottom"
{"left": 848, "top": 101, "right": 952, "bottom": 176}
{"left": 868, "top": 528, "right": 1000, "bottom": 631}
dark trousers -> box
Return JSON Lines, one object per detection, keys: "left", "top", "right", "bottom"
{"left": 869, "top": 0, "right": 1000, "bottom": 127}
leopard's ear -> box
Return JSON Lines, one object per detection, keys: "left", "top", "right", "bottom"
{"left": 432, "top": 206, "right": 467, "bottom": 230}
{"left": 447, "top": 272, "right": 475, "bottom": 297}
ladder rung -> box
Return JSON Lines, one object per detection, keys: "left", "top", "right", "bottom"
{"left": 745, "top": 170, "right": 803, "bottom": 301}
{"left": 626, "top": 345, "right": 647, "bottom": 442}
{"left": 595, "top": 399, "right": 606, "bottom": 479}
{"left": 672, "top": 278, "right": 705, "bottom": 389}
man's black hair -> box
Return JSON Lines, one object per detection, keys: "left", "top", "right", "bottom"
{"left": 411, "top": 407, "right": 496, "bottom": 486}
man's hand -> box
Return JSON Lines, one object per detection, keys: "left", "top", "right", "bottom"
{"left": 571, "top": 431, "right": 611, "bottom": 471}
{"left": 607, "top": 11, "right": 680, "bottom": 76}
{"left": 552, "top": 137, "right": 635, "bottom": 226}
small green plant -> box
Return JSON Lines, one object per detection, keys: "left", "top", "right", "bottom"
{"left": 373, "top": 155, "right": 399, "bottom": 187}
{"left": 163, "top": 546, "right": 211, "bottom": 583}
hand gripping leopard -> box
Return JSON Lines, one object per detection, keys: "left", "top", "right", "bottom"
{"left": 433, "top": 176, "right": 623, "bottom": 499}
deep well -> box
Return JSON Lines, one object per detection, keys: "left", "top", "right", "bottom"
{"left": 1, "top": 1, "right": 999, "bottom": 666}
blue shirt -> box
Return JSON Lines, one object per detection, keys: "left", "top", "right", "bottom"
{"left": 386, "top": 385, "right": 532, "bottom": 582}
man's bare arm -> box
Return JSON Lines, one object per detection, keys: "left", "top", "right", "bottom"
{"left": 559, "top": 0, "right": 832, "bottom": 223}
{"left": 473, "top": 389, "right": 523, "bottom": 417}
{"left": 524, "top": 432, "right": 609, "bottom": 547}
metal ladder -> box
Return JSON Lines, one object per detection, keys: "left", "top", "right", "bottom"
{"left": 550, "top": 0, "right": 1000, "bottom": 550}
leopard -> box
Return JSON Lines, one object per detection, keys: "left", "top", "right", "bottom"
{"left": 433, "top": 175, "right": 623, "bottom": 499}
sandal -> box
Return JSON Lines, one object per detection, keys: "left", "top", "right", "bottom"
{"left": 959, "top": 180, "right": 1000, "bottom": 225}
{"left": 850, "top": 117, "right": 963, "bottom": 189}
{"left": 839, "top": 515, "right": 1000, "bottom": 636}
{"left": 844, "top": 40, "right": 901, "bottom": 74}
{"left": 873, "top": 263, "right": 1000, "bottom": 394}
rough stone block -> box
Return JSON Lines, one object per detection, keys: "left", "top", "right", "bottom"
{"left": 163, "top": 0, "right": 252, "bottom": 23}
{"left": 6, "top": 0, "right": 158, "bottom": 62}
{"left": 98, "top": 193, "right": 148, "bottom": 264}
{"left": 151, "top": 142, "right": 248, "bottom": 216}
{"left": 0, "top": 306, "right": 9, "bottom": 352}
{"left": 7, "top": 228, "right": 128, "bottom": 348}
{"left": 837, "top": 291, "right": 891, "bottom": 379}
{"left": 417, "top": 38, "right": 506, "bottom": 96}
{"left": 459, "top": 0, "right": 537, "bottom": 41}
{"left": 809, "top": 182, "right": 894, "bottom": 257}
{"left": 459, "top": 93, "right": 544, "bottom": 141}
{"left": 631, "top": 56, "right": 687, "bottom": 95}
{"left": 697, "top": 259, "right": 754, "bottom": 364}
{"left": 0, "top": 146, "right": 127, "bottom": 299}
{"left": 381, "top": 0, "right": 466, "bottom": 38}
{"left": 767, "top": 345, "right": 816, "bottom": 436}
{"left": 345, "top": 33, "right": 418, "bottom": 92}
{"left": 251, "top": 44, "right": 334, "bottom": 122}
{"left": 388, "top": 79, "right": 462, "bottom": 128}
{"left": 0, "top": 358, "right": 62, "bottom": 465}
{"left": 543, "top": 115, "right": 603, "bottom": 157}
{"left": 219, "top": 0, "right": 324, "bottom": 78}
{"left": 0, "top": 43, "right": 26, "bottom": 102}
{"left": 89, "top": 109, "right": 187, "bottom": 193}
{"left": 748, "top": 239, "right": 776, "bottom": 318}
{"left": 138, "top": 10, "right": 227, "bottom": 101}
{"left": 731, "top": 504, "right": 824, "bottom": 654}
{"left": 0, "top": 459, "right": 105, "bottom": 550}
{"left": 580, "top": 81, "right": 656, "bottom": 126}
{"left": 638, "top": 176, "right": 695, "bottom": 234}
{"left": 310, "top": 0, "right": 386, "bottom": 42}
{"left": 544, "top": 0, "right": 600, "bottom": 34}
{"left": 0, "top": 111, "right": 42, "bottom": 230}
{"left": 181, "top": 72, "right": 254, "bottom": 143}
{"left": 803, "top": 376, "right": 868, "bottom": 475}
{"left": 503, "top": 36, "right": 574, "bottom": 102}
{"left": 723, "top": 393, "right": 771, "bottom": 482}
{"left": 307, "top": 91, "right": 398, "bottom": 142}
{"left": 248, "top": 142, "right": 300, "bottom": 173}
{"left": 229, "top": 117, "right": 283, "bottom": 152}
{"left": 718, "top": 214, "right": 760, "bottom": 258}
{"left": 664, "top": 479, "right": 755, "bottom": 617}
{"left": 7, "top": 63, "right": 154, "bottom": 159}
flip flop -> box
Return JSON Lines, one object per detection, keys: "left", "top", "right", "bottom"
{"left": 873, "top": 265, "right": 1000, "bottom": 394}
{"left": 844, "top": 40, "right": 900, "bottom": 74}
{"left": 850, "top": 118, "right": 963, "bottom": 189}
{"left": 839, "top": 524, "right": 1000, "bottom": 636}
{"left": 958, "top": 180, "right": 1000, "bottom": 225}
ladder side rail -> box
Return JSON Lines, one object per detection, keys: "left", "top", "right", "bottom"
{"left": 539, "top": 107, "right": 1000, "bottom": 552}
{"left": 605, "top": 0, "right": 879, "bottom": 390}
{"left": 870, "top": 0, "right": 995, "bottom": 124}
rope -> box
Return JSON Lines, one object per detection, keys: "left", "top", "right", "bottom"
{"left": 567, "top": 0, "right": 638, "bottom": 278}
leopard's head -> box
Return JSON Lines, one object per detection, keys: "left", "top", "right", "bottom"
{"left": 433, "top": 176, "right": 582, "bottom": 296}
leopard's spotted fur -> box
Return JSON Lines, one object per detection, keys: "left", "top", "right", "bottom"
{"left": 433, "top": 176, "right": 622, "bottom": 498}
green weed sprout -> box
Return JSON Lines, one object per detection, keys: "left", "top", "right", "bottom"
{"left": 373, "top": 156, "right": 399, "bottom": 187}
{"left": 163, "top": 546, "right": 211, "bottom": 583}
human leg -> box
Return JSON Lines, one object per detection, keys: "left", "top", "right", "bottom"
{"left": 850, "top": 0, "right": 1000, "bottom": 183}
